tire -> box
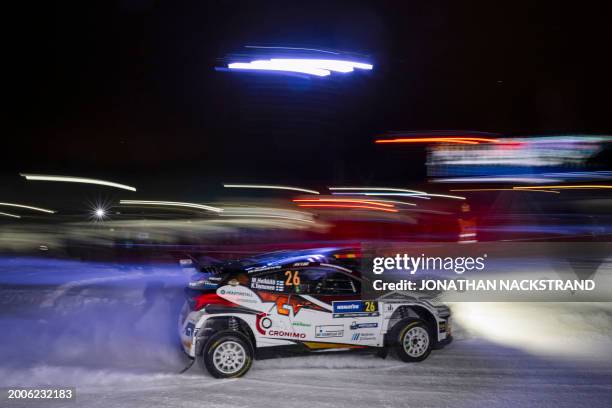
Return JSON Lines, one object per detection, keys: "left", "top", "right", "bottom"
{"left": 199, "top": 331, "right": 254, "bottom": 378}
{"left": 393, "top": 319, "right": 433, "bottom": 362}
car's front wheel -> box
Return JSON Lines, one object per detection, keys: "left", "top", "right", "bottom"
{"left": 199, "top": 331, "right": 253, "bottom": 378}
{"left": 394, "top": 319, "right": 432, "bottom": 362}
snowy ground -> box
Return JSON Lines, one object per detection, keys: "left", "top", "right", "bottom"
{"left": 1, "top": 256, "right": 611, "bottom": 408}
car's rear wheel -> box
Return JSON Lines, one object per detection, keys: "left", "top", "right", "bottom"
{"left": 199, "top": 331, "right": 253, "bottom": 378}
{"left": 394, "top": 319, "right": 432, "bottom": 362}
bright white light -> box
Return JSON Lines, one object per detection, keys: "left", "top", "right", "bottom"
{"left": 271, "top": 59, "right": 352, "bottom": 72}
{"left": 228, "top": 61, "right": 330, "bottom": 76}
{"left": 223, "top": 184, "right": 320, "bottom": 195}
{"left": 94, "top": 208, "right": 106, "bottom": 219}
{"left": 227, "top": 58, "right": 373, "bottom": 77}
{"left": 119, "top": 200, "right": 224, "bottom": 213}
{"left": 270, "top": 59, "right": 368, "bottom": 73}
{"left": 0, "top": 211, "right": 21, "bottom": 219}
{"left": 451, "top": 302, "right": 612, "bottom": 361}
{"left": 0, "top": 202, "right": 56, "bottom": 214}
{"left": 20, "top": 174, "right": 136, "bottom": 191}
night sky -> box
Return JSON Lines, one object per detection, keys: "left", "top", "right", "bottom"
{"left": 6, "top": 1, "right": 612, "bottom": 200}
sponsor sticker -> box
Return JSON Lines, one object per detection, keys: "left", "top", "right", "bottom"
{"left": 332, "top": 301, "right": 379, "bottom": 318}
{"left": 256, "top": 313, "right": 306, "bottom": 338}
{"left": 383, "top": 303, "right": 396, "bottom": 317}
{"left": 261, "top": 317, "right": 273, "bottom": 329}
{"left": 267, "top": 330, "right": 306, "bottom": 339}
{"left": 184, "top": 322, "right": 195, "bottom": 337}
{"left": 246, "top": 265, "right": 282, "bottom": 273}
{"left": 315, "top": 325, "right": 345, "bottom": 338}
{"left": 351, "top": 332, "right": 377, "bottom": 341}
{"left": 349, "top": 321, "right": 379, "bottom": 330}
{"left": 292, "top": 321, "right": 312, "bottom": 328}
{"left": 218, "top": 286, "right": 259, "bottom": 303}
{"left": 188, "top": 279, "right": 218, "bottom": 289}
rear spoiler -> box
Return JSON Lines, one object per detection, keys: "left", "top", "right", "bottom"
{"left": 177, "top": 253, "right": 225, "bottom": 274}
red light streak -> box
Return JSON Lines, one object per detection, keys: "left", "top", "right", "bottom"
{"left": 293, "top": 198, "right": 395, "bottom": 208}
{"left": 375, "top": 137, "right": 499, "bottom": 145}
{"left": 296, "top": 204, "right": 399, "bottom": 213}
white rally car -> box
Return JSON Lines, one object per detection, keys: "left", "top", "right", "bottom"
{"left": 178, "top": 248, "right": 452, "bottom": 378}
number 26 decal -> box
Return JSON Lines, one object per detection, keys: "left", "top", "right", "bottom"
{"left": 284, "top": 270, "right": 301, "bottom": 286}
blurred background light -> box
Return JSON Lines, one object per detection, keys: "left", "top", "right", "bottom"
{"left": 223, "top": 184, "right": 320, "bottom": 194}
{"left": 0, "top": 202, "right": 56, "bottom": 213}
{"left": 119, "top": 200, "right": 223, "bottom": 213}
{"left": 226, "top": 58, "right": 373, "bottom": 77}
{"left": 93, "top": 208, "right": 106, "bottom": 220}
{"left": 20, "top": 174, "right": 137, "bottom": 191}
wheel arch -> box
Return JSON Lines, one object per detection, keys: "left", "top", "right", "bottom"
{"left": 387, "top": 305, "right": 439, "bottom": 345}
{"left": 195, "top": 315, "right": 256, "bottom": 356}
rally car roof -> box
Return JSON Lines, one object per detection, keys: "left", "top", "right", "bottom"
{"left": 200, "top": 247, "right": 360, "bottom": 274}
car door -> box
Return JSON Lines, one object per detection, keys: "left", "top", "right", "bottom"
{"left": 248, "top": 269, "right": 305, "bottom": 343}
{"left": 288, "top": 266, "right": 383, "bottom": 347}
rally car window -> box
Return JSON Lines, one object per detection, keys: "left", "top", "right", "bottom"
{"left": 288, "top": 268, "right": 360, "bottom": 296}
{"left": 220, "top": 272, "right": 249, "bottom": 286}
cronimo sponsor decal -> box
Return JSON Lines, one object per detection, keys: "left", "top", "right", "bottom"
{"left": 267, "top": 330, "right": 306, "bottom": 339}
{"left": 315, "top": 325, "right": 344, "bottom": 338}
{"left": 349, "top": 321, "right": 378, "bottom": 330}
{"left": 255, "top": 313, "right": 270, "bottom": 335}
{"left": 332, "top": 300, "right": 379, "bottom": 318}
{"left": 255, "top": 313, "right": 306, "bottom": 338}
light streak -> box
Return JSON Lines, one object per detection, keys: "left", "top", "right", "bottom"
{"left": 451, "top": 188, "right": 560, "bottom": 194}
{"left": 433, "top": 177, "right": 558, "bottom": 184}
{"left": 227, "top": 58, "right": 373, "bottom": 77}
{"left": 223, "top": 184, "right": 320, "bottom": 195}
{"left": 119, "top": 200, "right": 223, "bottom": 213}
{"left": 417, "top": 193, "right": 465, "bottom": 200}
{"left": 514, "top": 185, "right": 612, "bottom": 191}
{"left": 375, "top": 137, "right": 499, "bottom": 145}
{"left": 244, "top": 46, "right": 340, "bottom": 54}
{"left": 329, "top": 187, "right": 428, "bottom": 194}
{"left": 228, "top": 61, "right": 330, "bottom": 76}
{"left": 304, "top": 196, "right": 417, "bottom": 206}
{"left": 20, "top": 174, "right": 136, "bottom": 192}
{"left": 293, "top": 198, "right": 395, "bottom": 208}
{"left": 0, "top": 202, "right": 56, "bottom": 213}
{"left": 296, "top": 204, "right": 398, "bottom": 213}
